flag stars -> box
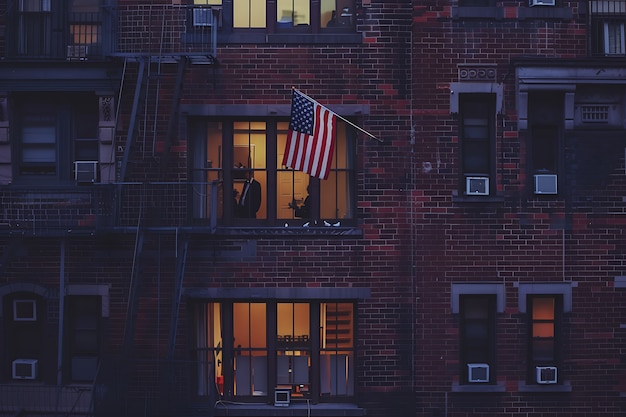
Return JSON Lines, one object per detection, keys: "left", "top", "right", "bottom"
{"left": 289, "top": 91, "right": 314, "bottom": 135}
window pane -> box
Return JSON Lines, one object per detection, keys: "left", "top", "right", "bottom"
{"left": 532, "top": 298, "right": 555, "bottom": 320}
{"left": 277, "top": 0, "right": 310, "bottom": 27}
{"left": 194, "top": 303, "right": 223, "bottom": 397}
{"left": 277, "top": 303, "right": 310, "bottom": 397}
{"left": 321, "top": 122, "right": 353, "bottom": 220}
{"left": 233, "top": 122, "right": 266, "bottom": 219}
{"left": 234, "top": 303, "right": 267, "bottom": 396}
{"left": 234, "top": 0, "right": 266, "bottom": 28}
{"left": 321, "top": 0, "right": 354, "bottom": 28}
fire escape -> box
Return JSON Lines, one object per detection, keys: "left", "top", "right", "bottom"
{"left": 0, "top": 3, "right": 219, "bottom": 416}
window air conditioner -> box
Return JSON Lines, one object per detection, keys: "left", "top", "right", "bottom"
{"left": 536, "top": 366, "right": 558, "bottom": 384}
{"left": 193, "top": 7, "right": 214, "bottom": 27}
{"left": 67, "top": 45, "right": 88, "bottom": 61}
{"left": 13, "top": 299, "right": 36, "bottom": 321}
{"left": 466, "top": 177, "right": 489, "bottom": 196}
{"left": 274, "top": 388, "right": 291, "bottom": 407}
{"left": 467, "top": 363, "right": 490, "bottom": 383}
{"left": 74, "top": 161, "right": 98, "bottom": 183}
{"left": 534, "top": 174, "right": 558, "bottom": 194}
{"left": 12, "top": 359, "right": 38, "bottom": 380}
{"left": 529, "top": 0, "right": 555, "bottom": 6}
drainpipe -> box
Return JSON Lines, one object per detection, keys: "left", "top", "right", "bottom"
{"left": 57, "top": 239, "right": 66, "bottom": 385}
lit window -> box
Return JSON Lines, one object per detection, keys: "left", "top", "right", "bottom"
{"left": 190, "top": 118, "right": 356, "bottom": 226}
{"left": 192, "top": 301, "right": 355, "bottom": 402}
{"left": 528, "top": 295, "right": 562, "bottom": 384}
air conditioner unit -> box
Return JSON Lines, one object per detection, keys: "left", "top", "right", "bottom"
{"left": 467, "top": 363, "right": 490, "bottom": 383}
{"left": 534, "top": 174, "right": 557, "bottom": 194}
{"left": 67, "top": 45, "right": 88, "bottom": 61}
{"left": 13, "top": 299, "right": 36, "bottom": 321}
{"left": 466, "top": 177, "right": 489, "bottom": 196}
{"left": 12, "top": 359, "right": 38, "bottom": 380}
{"left": 74, "top": 161, "right": 98, "bottom": 183}
{"left": 536, "top": 366, "right": 558, "bottom": 384}
{"left": 529, "top": 0, "right": 555, "bottom": 6}
{"left": 274, "top": 388, "right": 291, "bottom": 407}
{"left": 193, "top": 7, "right": 214, "bottom": 27}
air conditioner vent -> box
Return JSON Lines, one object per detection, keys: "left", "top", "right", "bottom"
{"left": 536, "top": 366, "right": 558, "bottom": 384}
{"left": 74, "top": 161, "right": 98, "bottom": 183}
{"left": 467, "top": 363, "right": 490, "bottom": 383}
{"left": 274, "top": 388, "right": 291, "bottom": 407}
{"left": 466, "top": 177, "right": 489, "bottom": 196}
{"left": 534, "top": 174, "right": 557, "bottom": 194}
{"left": 193, "top": 7, "right": 215, "bottom": 26}
{"left": 13, "top": 299, "right": 36, "bottom": 321}
{"left": 67, "top": 45, "right": 88, "bottom": 61}
{"left": 12, "top": 359, "right": 38, "bottom": 380}
{"left": 529, "top": 0, "right": 555, "bottom": 6}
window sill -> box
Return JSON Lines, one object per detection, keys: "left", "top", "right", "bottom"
{"left": 215, "top": 225, "right": 362, "bottom": 237}
{"left": 214, "top": 32, "right": 362, "bottom": 45}
{"left": 214, "top": 402, "right": 366, "bottom": 416}
{"left": 452, "top": 7, "right": 502, "bottom": 20}
{"left": 518, "top": 381, "right": 572, "bottom": 393}
{"left": 451, "top": 382, "right": 506, "bottom": 393}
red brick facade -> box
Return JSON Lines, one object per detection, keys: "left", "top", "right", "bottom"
{"left": 0, "top": 1, "right": 624, "bottom": 416}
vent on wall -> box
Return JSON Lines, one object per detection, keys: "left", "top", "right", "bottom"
{"left": 536, "top": 366, "right": 558, "bottom": 384}
{"left": 13, "top": 299, "right": 36, "bottom": 321}
{"left": 466, "top": 177, "right": 489, "bottom": 196}
{"left": 75, "top": 161, "right": 98, "bottom": 183}
{"left": 467, "top": 363, "right": 490, "bottom": 383}
{"left": 12, "top": 359, "right": 38, "bottom": 380}
{"left": 67, "top": 45, "right": 88, "bottom": 61}
{"left": 274, "top": 388, "right": 291, "bottom": 407}
{"left": 193, "top": 8, "right": 214, "bottom": 26}
{"left": 534, "top": 174, "right": 558, "bottom": 194}
{"left": 529, "top": 0, "right": 555, "bottom": 6}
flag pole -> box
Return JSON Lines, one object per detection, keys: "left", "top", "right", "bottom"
{"left": 292, "top": 87, "right": 383, "bottom": 143}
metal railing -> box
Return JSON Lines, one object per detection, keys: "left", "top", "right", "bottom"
{"left": 0, "top": 181, "right": 222, "bottom": 235}
{"left": 588, "top": 0, "right": 626, "bottom": 57}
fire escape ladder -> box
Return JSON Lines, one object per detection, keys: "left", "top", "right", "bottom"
{"left": 167, "top": 233, "right": 189, "bottom": 359}
{"left": 119, "top": 57, "right": 149, "bottom": 182}
{"left": 160, "top": 56, "right": 188, "bottom": 173}
{"left": 122, "top": 228, "right": 145, "bottom": 356}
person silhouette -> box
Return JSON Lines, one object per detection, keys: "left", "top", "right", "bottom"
{"left": 238, "top": 171, "right": 261, "bottom": 218}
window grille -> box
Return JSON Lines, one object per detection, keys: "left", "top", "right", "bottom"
{"left": 581, "top": 105, "right": 610, "bottom": 123}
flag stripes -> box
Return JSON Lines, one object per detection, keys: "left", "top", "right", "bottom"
{"left": 283, "top": 90, "right": 336, "bottom": 180}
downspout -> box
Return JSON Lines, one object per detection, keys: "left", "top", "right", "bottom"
{"left": 57, "top": 239, "right": 66, "bottom": 385}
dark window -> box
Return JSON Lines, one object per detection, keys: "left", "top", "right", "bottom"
{"left": 460, "top": 295, "right": 496, "bottom": 384}
{"left": 459, "top": 94, "right": 496, "bottom": 195}
{"left": 190, "top": 118, "right": 356, "bottom": 226}
{"left": 65, "top": 296, "right": 101, "bottom": 382}
{"left": 14, "top": 93, "right": 99, "bottom": 183}
{"left": 10, "top": 0, "right": 103, "bottom": 60}
{"left": 531, "top": 126, "right": 558, "bottom": 173}
{"left": 528, "top": 295, "right": 562, "bottom": 384}
{"left": 589, "top": 2, "right": 626, "bottom": 56}
{"left": 192, "top": 301, "right": 355, "bottom": 402}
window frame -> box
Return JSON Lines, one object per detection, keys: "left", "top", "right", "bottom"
{"left": 191, "top": 299, "right": 357, "bottom": 403}
{"left": 459, "top": 294, "right": 497, "bottom": 385}
{"left": 64, "top": 295, "right": 102, "bottom": 383}
{"left": 189, "top": 117, "right": 357, "bottom": 228}
{"left": 12, "top": 92, "right": 100, "bottom": 184}
{"left": 458, "top": 93, "right": 497, "bottom": 196}
{"left": 527, "top": 294, "right": 563, "bottom": 385}
{"left": 196, "top": 0, "right": 358, "bottom": 34}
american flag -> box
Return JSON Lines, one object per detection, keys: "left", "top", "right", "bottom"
{"left": 282, "top": 89, "right": 336, "bottom": 180}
